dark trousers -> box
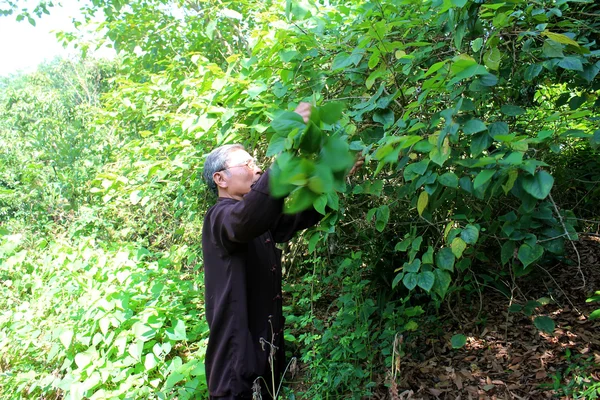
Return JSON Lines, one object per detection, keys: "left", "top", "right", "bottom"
{"left": 209, "top": 388, "right": 274, "bottom": 400}
{"left": 210, "top": 393, "right": 271, "bottom": 400}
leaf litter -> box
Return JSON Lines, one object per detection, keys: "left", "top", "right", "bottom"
{"left": 287, "top": 236, "right": 600, "bottom": 399}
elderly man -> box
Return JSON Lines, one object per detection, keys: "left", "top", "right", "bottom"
{"left": 201, "top": 104, "right": 321, "bottom": 399}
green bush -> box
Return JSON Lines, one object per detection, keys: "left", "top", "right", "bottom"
{"left": 0, "top": 232, "right": 208, "bottom": 399}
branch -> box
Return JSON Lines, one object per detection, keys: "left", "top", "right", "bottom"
{"left": 548, "top": 193, "right": 585, "bottom": 290}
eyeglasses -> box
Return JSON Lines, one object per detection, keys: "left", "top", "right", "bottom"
{"left": 218, "top": 158, "right": 259, "bottom": 172}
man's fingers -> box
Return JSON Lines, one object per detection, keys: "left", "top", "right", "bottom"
{"left": 348, "top": 156, "right": 365, "bottom": 177}
{"left": 294, "top": 102, "right": 312, "bottom": 123}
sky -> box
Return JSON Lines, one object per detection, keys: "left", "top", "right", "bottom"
{"left": 0, "top": 2, "right": 113, "bottom": 76}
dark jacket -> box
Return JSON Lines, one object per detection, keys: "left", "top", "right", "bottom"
{"left": 202, "top": 169, "right": 322, "bottom": 397}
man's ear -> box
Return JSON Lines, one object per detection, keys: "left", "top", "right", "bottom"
{"left": 213, "top": 171, "right": 228, "bottom": 189}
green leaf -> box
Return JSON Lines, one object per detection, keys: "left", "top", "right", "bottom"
{"left": 404, "top": 258, "right": 421, "bottom": 273}
{"left": 501, "top": 240, "right": 516, "bottom": 265}
{"left": 451, "top": 0, "right": 467, "bottom": 7}
{"left": 449, "top": 64, "right": 488, "bottom": 85}
{"left": 525, "top": 64, "right": 543, "bottom": 81}
{"left": 59, "top": 330, "right": 74, "bottom": 349}
{"left": 521, "top": 170, "right": 554, "bottom": 199}
{"left": 473, "top": 169, "right": 495, "bottom": 190}
{"left": 500, "top": 105, "right": 525, "bottom": 116}
{"left": 403, "top": 273, "right": 418, "bottom": 290}
{"left": 326, "top": 191, "right": 339, "bottom": 210}
{"left": 165, "top": 371, "right": 185, "bottom": 390}
{"left": 430, "top": 143, "right": 451, "bottom": 166}
{"left": 417, "top": 271, "right": 435, "bottom": 292}
{"left": 500, "top": 152, "right": 524, "bottom": 166}
{"left": 460, "top": 224, "right": 479, "bottom": 245}
{"left": 541, "top": 31, "right": 579, "bottom": 47}
{"left": 320, "top": 102, "right": 344, "bottom": 124}
{"left": 417, "top": 191, "right": 428, "bottom": 216}
{"left": 578, "top": 61, "right": 600, "bottom": 83}
{"left": 424, "top": 60, "right": 448, "bottom": 78}
{"left": 375, "top": 205, "right": 390, "bottom": 232}
{"left": 144, "top": 353, "right": 158, "bottom": 371}
{"left": 392, "top": 272, "right": 404, "bottom": 289}
{"left": 368, "top": 53, "right": 380, "bottom": 69}
{"left": 373, "top": 109, "right": 395, "bottom": 129}
{"left": 451, "top": 237, "right": 467, "bottom": 258}
{"left": 518, "top": 244, "right": 544, "bottom": 267}
{"left": 308, "top": 232, "right": 321, "bottom": 253}
{"left": 436, "top": 248, "right": 455, "bottom": 271}
{"left": 366, "top": 67, "right": 388, "bottom": 89}
{"left": 470, "top": 132, "right": 492, "bottom": 156}
{"left": 332, "top": 52, "right": 353, "bottom": 70}
{"left": 479, "top": 73, "right": 498, "bottom": 86}
{"left": 488, "top": 122, "right": 509, "bottom": 137}
{"left": 129, "top": 190, "right": 142, "bottom": 205}
{"left": 272, "top": 111, "right": 306, "bottom": 134}
{"left": 589, "top": 309, "right": 600, "bottom": 320}
{"left": 483, "top": 47, "right": 502, "bottom": 71}
{"left": 300, "top": 122, "right": 323, "bottom": 153}
{"left": 395, "top": 239, "right": 411, "bottom": 252}
{"left": 422, "top": 246, "right": 434, "bottom": 264}
{"left": 279, "top": 50, "right": 299, "bottom": 62}
{"left": 568, "top": 96, "right": 586, "bottom": 111}
{"left": 221, "top": 8, "right": 243, "bottom": 19}
{"left": 285, "top": 186, "right": 318, "bottom": 214}
{"left": 133, "top": 322, "right": 155, "bottom": 342}
{"left": 438, "top": 172, "right": 459, "bottom": 188}
{"left": 247, "top": 82, "right": 267, "bottom": 99}
{"left": 501, "top": 168, "right": 521, "bottom": 191}
{"left": 542, "top": 40, "right": 563, "bottom": 58}
{"left": 267, "top": 134, "right": 286, "bottom": 157}
{"left": 412, "top": 236, "right": 423, "bottom": 252}
{"left": 166, "top": 319, "right": 187, "bottom": 341}
{"left": 403, "top": 159, "right": 430, "bottom": 181}
{"left": 307, "top": 165, "right": 334, "bottom": 194}
{"left": 128, "top": 341, "right": 143, "bottom": 360}
{"left": 451, "top": 334, "right": 467, "bottom": 349}
{"left": 471, "top": 38, "right": 483, "bottom": 53}
{"left": 75, "top": 348, "right": 96, "bottom": 368}
{"left": 533, "top": 316, "right": 555, "bottom": 334}
{"left": 558, "top": 57, "right": 583, "bottom": 71}
{"left": 320, "top": 137, "right": 354, "bottom": 172}
{"left": 433, "top": 269, "right": 452, "bottom": 299}
{"left": 313, "top": 195, "right": 327, "bottom": 215}
{"left": 508, "top": 304, "right": 522, "bottom": 313}
{"left": 463, "top": 119, "right": 487, "bottom": 135}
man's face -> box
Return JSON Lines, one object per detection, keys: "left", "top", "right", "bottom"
{"left": 214, "top": 149, "right": 262, "bottom": 200}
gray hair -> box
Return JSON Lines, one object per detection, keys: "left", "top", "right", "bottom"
{"left": 203, "top": 144, "right": 245, "bottom": 195}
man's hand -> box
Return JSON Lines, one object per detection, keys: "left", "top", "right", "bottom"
{"left": 348, "top": 155, "right": 365, "bottom": 177}
{"left": 294, "top": 102, "right": 312, "bottom": 124}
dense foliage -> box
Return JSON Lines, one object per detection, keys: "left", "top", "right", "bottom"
{"left": 1, "top": 0, "right": 599, "bottom": 398}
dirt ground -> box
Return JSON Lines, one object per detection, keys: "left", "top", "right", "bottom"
{"left": 289, "top": 235, "right": 600, "bottom": 399}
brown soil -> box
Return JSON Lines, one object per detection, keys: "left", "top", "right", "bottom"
{"left": 287, "top": 235, "right": 600, "bottom": 399}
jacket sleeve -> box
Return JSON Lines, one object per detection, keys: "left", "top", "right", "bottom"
{"left": 270, "top": 207, "right": 324, "bottom": 243}
{"left": 212, "top": 169, "right": 284, "bottom": 246}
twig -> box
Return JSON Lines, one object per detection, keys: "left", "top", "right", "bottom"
{"left": 537, "top": 233, "right": 569, "bottom": 243}
{"left": 506, "top": 265, "right": 517, "bottom": 343}
{"left": 573, "top": 218, "right": 600, "bottom": 224}
{"left": 468, "top": 267, "right": 484, "bottom": 321}
{"left": 535, "top": 263, "right": 582, "bottom": 316}
{"left": 548, "top": 193, "right": 585, "bottom": 290}
{"left": 276, "top": 357, "right": 298, "bottom": 397}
